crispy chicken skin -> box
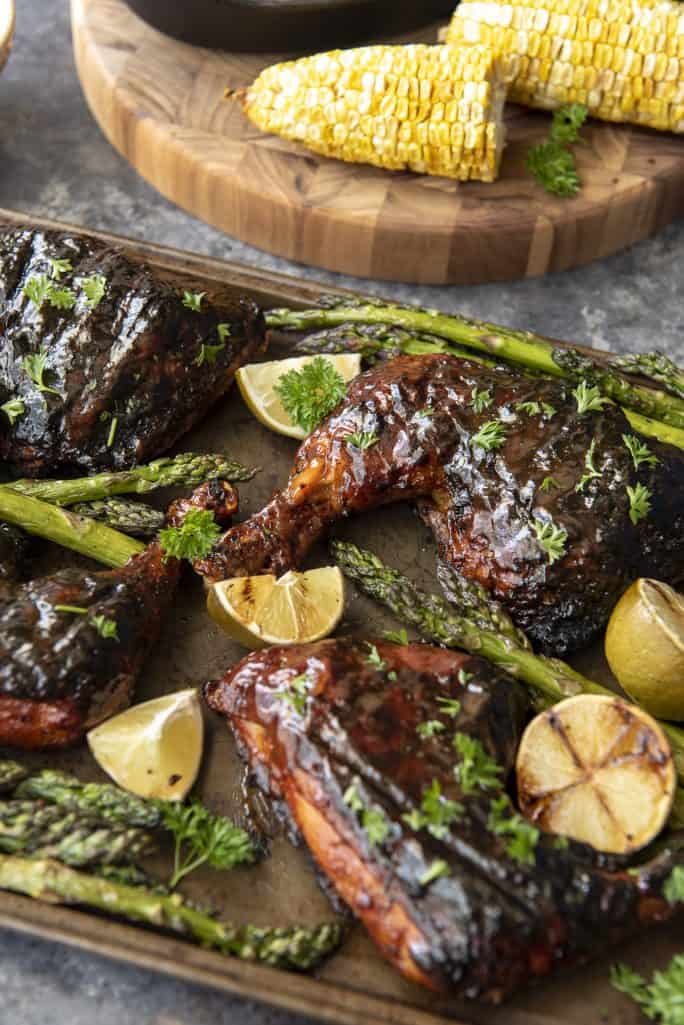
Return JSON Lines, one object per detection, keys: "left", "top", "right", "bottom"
{"left": 206, "top": 638, "right": 684, "bottom": 1001}
{"left": 197, "top": 354, "right": 684, "bottom": 654}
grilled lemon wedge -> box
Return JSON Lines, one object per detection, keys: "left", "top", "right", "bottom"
{"left": 87, "top": 689, "right": 203, "bottom": 801}
{"left": 516, "top": 694, "right": 675, "bottom": 854}
{"left": 207, "top": 567, "right": 345, "bottom": 648}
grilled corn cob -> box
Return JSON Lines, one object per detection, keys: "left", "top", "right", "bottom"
{"left": 236, "top": 44, "right": 507, "bottom": 182}
{"left": 445, "top": 0, "right": 684, "bottom": 134}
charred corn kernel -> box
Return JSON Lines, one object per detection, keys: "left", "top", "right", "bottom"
{"left": 238, "top": 44, "right": 507, "bottom": 182}
{"left": 446, "top": 0, "right": 684, "bottom": 133}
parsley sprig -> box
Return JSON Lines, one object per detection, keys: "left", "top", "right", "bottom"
{"left": 343, "top": 782, "right": 391, "bottom": 847}
{"left": 453, "top": 733, "right": 503, "bottom": 795}
{"left": 623, "top": 433, "right": 659, "bottom": 470}
{"left": 276, "top": 673, "right": 310, "bottom": 716}
{"left": 470, "top": 387, "right": 493, "bottom": 414}
{"left": 158, "top": 799, "right": 256, "bottom": 889}
{"left": 527, "top": 104, "right": 588, "bottom": 198}
{"left": 273, "top": 357, "right": 348, "bottom": 435}
{"left": 664, "top": 866, "right": 684, "bottom": 905}
{"left": 627, "top": 482, "right": 652, "bottom": 525}
{"left": 22, "top": 349, "right": 60, "bottom": 396}
{"left": 572, "top": 380, "right": 613, "bottom": 415}
{"left": 1, "top": 398, "right": 25, "bottom": 425}
{"left": 575, "top": 439, "right": 603, "bottom": 493}
{"left": 611, "top": 955, "right": 684, "bottom": 1025}
{"left": 347, "top": 430, "right": 379, "bottom": 450}
{"left": 416, "top": 720, "right": 446, "bottom": 739}
{"left": 534, "top": 516, "right": 568, "bottom": 565}
{"left": 159, "top": 509, "right": 221, "bottom": 561}
{"left": 471, "top": 420, "right": 507, "bottom": 453}
{"left": 419, "top": 859, "right": 450, "bottom": 887}
{"left": 82, "top": 274, "right": 107, "bottom": 309}
{"left": 540, "top": 476, "right": 561, "bottom": 493}
{"left": 182, "top": 291, "right": 206, "bottom": 312}
{"left": 487, "top": 794, "right": 539, "bottom": 866}
{"left": 402, "top": 779, "right": 463, "bottom": 840}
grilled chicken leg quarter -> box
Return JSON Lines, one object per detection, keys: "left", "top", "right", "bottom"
{"left": 0, "top": 481, "right": 237, "bottom": 750}
{"left": 205, "top": 639, "right": 683, "bottom": 1001}
{"left": 197, "top": 354, "right": 684, "bottom": 654}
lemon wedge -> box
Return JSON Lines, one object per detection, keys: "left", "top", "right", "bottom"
{"left": 87, "top": 689, "right": 203, "bottom": 801}
{"left": 207, "top": 566, "right": 344, "bottom": 648}
{"left": 236, "top": 354, "right": 361, "bottom": 439}
{"left": 515, "top": 694, "right": 675, "bottom": 854}
{"left": 605, "top": 578, "right": 684, "bottom": 721}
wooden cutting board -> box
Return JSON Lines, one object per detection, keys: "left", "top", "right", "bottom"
{"left": 71, "top": 0, "right": 684, "bottom": 285}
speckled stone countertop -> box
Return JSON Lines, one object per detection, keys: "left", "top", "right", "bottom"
{"left": 0, "top": 3, "right": 682, "bottom": 1025}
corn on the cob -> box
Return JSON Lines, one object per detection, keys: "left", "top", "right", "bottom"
{"left": 445, "top": 0, "right": 684, "bottom": 134}
{"left": 237, "top": 44, "right": 507, "bottom": 182}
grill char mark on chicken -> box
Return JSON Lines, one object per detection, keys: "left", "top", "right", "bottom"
{"left": 0, "top": 227, "right": 265, "bottom": 475}
{"left": 205, "top": 638, "right": 683, "bottom": 1001}
{"left": 196, "top": 354, "right": 684, "bottom": 654}
{"left": 0, "top": 480, "right": 237, "bottom": 750}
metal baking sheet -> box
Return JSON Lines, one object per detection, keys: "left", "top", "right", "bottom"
{"left": 0, "top": 208, "right": 679, "bottom": 1025}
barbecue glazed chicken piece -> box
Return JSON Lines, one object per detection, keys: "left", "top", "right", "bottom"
{"left": 206, "top": 638, "right": 684, "bottom": 1001}
{"left": 0, "top": 480, "right": 236, "bottom": 750}
{"left": 197, "top": 354, "right": 684, "bottom": 654}
{"left": 0, "top": 226, "right": 265, "bottom": 474}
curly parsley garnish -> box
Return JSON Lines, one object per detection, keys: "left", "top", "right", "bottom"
{"left": 158, "top": 798, "right": 255, "bottom": 889}
{"left": 664, "top": 866, "right": 684, "bottom": 906}
{"left": 419, "top": 859, "right": 450, "bottom": 887}
{"left": 276, "top": 673, "right": 310, "bottom": 716}
{"left": 627, "top": 483, "right": 652, "bottom": 525}
{"left": 347, "top": 430, "right": 379, "bottom": 450}
{"left": 23, "top": 274, "right": 52, "bottom": 309}
{"left": 453, "top": 733, "right": 503, "bottom": 795}
{"left": 22, "top": 349, "right": 60, "bottom": 396}
{"left": 82, "top": 274, "right": 107, "bottom": 309}
{"left": 365, "top": 643, "right": 387, "bottom": 671}
{"left": 217, "top": 323, "right": 231, "bottom": 343}
{"left": 471, "top": 420, "right": 507, "bottom": 453}
{"left": 526, "top": 104, "right": 588, "bottom": 198}
{"left": 416, "top": 720, "right": 446, "bottom": 739}
{"left": 611, "top": 955, "right": 684, "bottom": 1025}
{"left": 533, "top": 517, "right": 568, "bottom": 565}
{"left": 436, "top": 696, "right": 462, "bottom": 719}
{"left": 515, "top": 401, "right": 541, "bottom": 416}
{"left": 48, "top": 257, "right": 73, "bottom": 280}
{"left": 383, "top": 628, "right": 409, "bottom": 645}
{"left": 273, "top": 356, "right": 348, "bottom": 435}
{"left": 47, "top": 286, "right": 77, "bottom": 311}
{"left": 195, "top": 342, "right": 225, "bottom": 367}
{"left": 402, "top": 779, "right": 463, "bottom": 840}
{"left": 159, "top": 509, "right": 221, "bottom": 561}
{"left": 575, "top": 439, "right": 603, "bottom": 493}
{"left": 470, "top": 387, "right": 493, "bottom": 414}
{"left": 343, "top": 782, "right": 390, "bottom": 847}
{"left": 572, "top": 380, "right": 613, "bottom": 415}
{"left": 182, "top": 291, "right": 206, "bottom": 312}
{"left": 91, "top": 615, "right": 119, "bottom": 641}
{"left": 487, "top": 794, "right": 539, "bottom": 866}
{"left": 1, "top": 398, "right": 25, "bottom": 425}
{"left": 540, "top": 476, "right": 561, "bottom": 493}
{"left": 622, "top": 433, "right": 659, "bottom": 471}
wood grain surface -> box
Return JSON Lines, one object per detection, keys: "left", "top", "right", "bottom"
{"left": 0, "top": 0, "right": 15, "bottom": 73}
{"left": 71, "top": 0, "right": 684, "bottom": 285}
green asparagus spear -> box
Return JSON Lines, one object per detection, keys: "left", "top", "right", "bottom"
{"left": 0, "top": 855, "right": 345, "bottom": 970}
{"left": 70, "top": 498, "right": 165, "bottom": 538}
{"left": 437, "top": 559, "right": 530, "bottom": 649}
{"left": 7, "top": 453, "right": 257, "bottom": 506}
{"left": 0, "top": 486, "right": 144, "bottom": 568}
{"left": 0, "top": 761, "right": 28, "bottom": 795}
{"left": 15, "top": 770, "right": 162, "bottom": 828}
{"left": 622, "top": 410, "right": 684, "bottom": 452}
{"left": 610, "top": 351, "right": 684, "bottom": 401}
{"left": 0, "top": 801, "right": 156, "bottom": 867}
{"left": 266, "top": 302, "right": 684, "bottom": 433}
{"left": 330, "top": 540, "right": 684, "bottom": 792}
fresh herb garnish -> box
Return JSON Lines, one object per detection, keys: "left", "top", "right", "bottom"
{"left": 572, "top": 380, "right": 613, "bottom": 415}
{"left": 453, "top": 733, "right": 503, "bottom": 795}
{"left": 276, "top": 673, "right": 310, "bottom": 716}
{"left": 526, "top": 104, "right": 588, "bottom": 197}
{"left": 195, "top": 342, "right": 225, "bottom": 367}
{"left": 470, "top": 387, "right": 493, "bottom": 414}
{"left": 48, "top": 257, "right": 73, "bottom": 280}
{"left": 53, "top": 604, "right": 89, "bottom": 615}
{"left": 273, "top": 356, "right": 348, "bottom": 435}
{"left": 626, "top": 483, "right": 652, "bottom": 525}
{"left": 158, "top": 509, "right": 221, "bottom": 561}
{"left": 622, "top": 433, "right": 659, "bottom": 471}
{"left": 541, "top": 403, "right": 557, "bottom": 418}
{"left": 82, "top": 274, "right": 107, "bottom": 309}
{"left": 402, "top": 779, "right": 464, "bottom": 840}
{"left": 1, "top": 398, "right": 25, "bottom": 425}
{"left": 23, "top": 274, "right": 52, "bottom": 309}
{"left": 533, "top": 517, "right": 568, "bottom": 565}
{"left": 487, "top": 794, "right": 539, "bottom": 866}
{"left": 664, "top": 866, "right": 684, "bottom": 905}
{"left": 419, "top": 859, "right": 450, "bottom": 887}
{"left": 611, "top": 955, "right": 684, "bottom": 1025}
{"left": 436, "top": 696, "right": 462, "bottom": 719}
{"left": 553, "top": 835, "right": 570, "bottom": 850}
{"left": 157, "top": 798, "right": 255, "bottom": 889}
{"left": 47, "top": 287, "right": 77, "bottom": 311}
{"left": 106, "top": 416, "right": 118, "bottom": 449}
{"left": 22, "top": 349, "right": 60, "bottom": 395}
{"left": 416, "top": 720, "right": 446, "bottom": 739}
{"left": 515, "top": 401, "right": 541, "bottom": 416}
{"left": 366, "top": 643, "right": 387, "bottom": 671}
{"left": 347, "top": 430, "right": 379, "bottom": 450}
{"left": 416, "top": 407, "right": 435, "bottom": 419}
{"left": 343, "top": 782, "right": 390, "bottom": 846}
{"left": 217, "top": 323, "right": 231, "bottom": 343}
{"left": 540, "top": 476, "right": 561, "bottom": 493}
{"left": 457, "top": 669, "right": 472, "bottom": 686}
{"left": 471, "top": 420, "right": 507, "bottom": 453}
{"left": 343, "top": 782, "right": 363, "bottom": 813}
{"left": 182, "top": 291, "right": 206, "bottom": 312}
{"left": 383, "top": 628, "right": 409, "bottom": 645}
{"left": 91, "top": 615, "right": 119, "bottom": 641}
{"left": 575, "top": 439, "right": 603, "bottom": 493}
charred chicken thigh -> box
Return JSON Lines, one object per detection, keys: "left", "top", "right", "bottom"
{"left": 197, "top": 354, "right": 684, "bottom": 654}
{"left": 206, "top": 638, "right": 684, "bottom": 1001}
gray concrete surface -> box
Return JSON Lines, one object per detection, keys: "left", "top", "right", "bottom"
{"left": 0, "top": 2, "right": 681, "bottom": 1024}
